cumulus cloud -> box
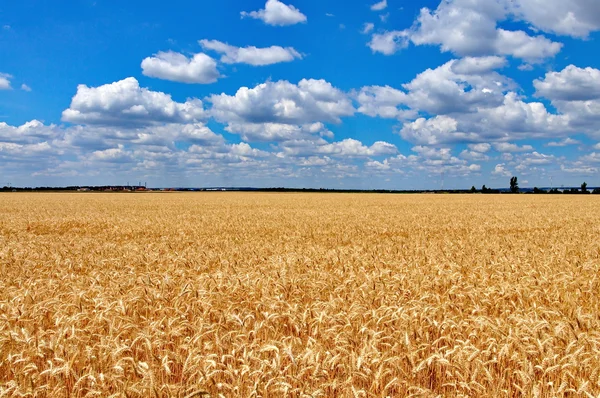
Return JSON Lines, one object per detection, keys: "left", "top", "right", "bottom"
{"left": 362, "top": 23, "right": 375, "bottom": 34}
{"left": 208, "top": 79, "right": 354, "bottom": 125}
{"left": 0, "top": 120, "right": 59, "bottom": 144}
{"left": 510, "top": 0, "right": 600, "bottom": 38}
{"left": 468, "top": 143, "right": 491, "bottom": 153}
{"left": 241, "top": 0, "right": 307, "bottom": 26}
{"left": 0, "top": 73, "right": 12, "bottom": 90}
{"left": 199, "top": 40, "right": 302, "bottom": 66}
{"left": 493, "top": 142, "right": 535, "bottom": 153}
{"left": 546, "top": 138, "right": 580, "bottom": 147}
{"left": 355, "top": 85, "right": 410, "bottom": 119}
{"left": 368, "top": 31, "right": 409, "bottom": 55}
{"left": 358, "top": 57, "right": 573, "bottom": 145}
{"left": 400, "top": 116, "right": 474, "bottom": 146}
{"left": 493, "top": 163, "right": 512, "bottom": 176}
{"left": 534, "top": 65, "right": 600, "bottom": 135}
{"left": 21, "top": 84, "right": 32, "bottom": 92}
{"left": 225, "top": 122, "right": 331, "bottom": 142}
{"left": 141, "top": 51, "right": 220, "bottom": 84}
{"left": 62, "top": 77, "right": 206, "bottom": 127}
{"left": 534, "top": 65, "right": 600, "bottom": 102}
{"left": 369, "top": 0, "right": 563, "bottom": 62}
{"left": 278, "top": 138, "right": 397, "bottom": 158}
{"left": 370, "top": 0, "right": 387, "bottom": 11}
{"left": 450, "top": 56, "right": 508, "bottom": 75}
{"left": 357, "top": 57, "right": 511, "bottom": 120}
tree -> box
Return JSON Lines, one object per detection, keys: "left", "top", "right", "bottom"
{"left": 581, "top": 182, "right": 588, "bottom": 193}
{"left": 471, "top": 186, "right": 477, "bottom": 193}
{"left": 482, "top": 185, "right": 488, "bottom": 193}
{"left": 510, "top": 176, "right": 519, "bottom": 193}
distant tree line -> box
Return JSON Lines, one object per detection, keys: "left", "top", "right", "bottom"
{"left": 471, "top": 177, "right": 600, "bottom": 194}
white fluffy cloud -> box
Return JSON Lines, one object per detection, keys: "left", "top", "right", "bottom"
{"left": 278, "top": 138, "right": 397, "bottom": 158}
{"left": 450, "top": 56, "right": 508, "bottom": 75}
{"left": 141, "top": 51, "right": 220, "bottom": 84}
{"left": 370, "top": 0, "right": 387, "bottom": 11}
{"left": 0, "top": 120, "right": 59, "bottom": 144}
{"left": 357, "top": 57, "right": 510, "bottom": 120}
{"left": 225, "top": 122, "right": 331, "bottom": 142}
{"left": 493, "top": 142, "right": 534, "bottom": 153}
{"left": 358, "top": 58, "right": 573, "bottom": 145}
{"left": 370, "top": 0, "right": 563, "bottom": 62}
{"left": 241, "top": 0, "right": 307, "bottom": 26}
{"left": 510, "top": 0, "right": 600, "bottom": 38}
{"left": 209, "top": 79, "right": 354, "bottom": 125}
{"left": 493, "top": 163, "right": 512, "bottom": 176}
{"left": 0, "top": 73, "right": 12, "bottom": 90}
{"left": 368, "top": 31, "right": 409, "bottom": 55}
{"left": 534, "top": 65, "right": 600, "bottom": 135}
{"left": 534, "top": 65, "right": 600, "bottom": 102}
{"left": 362, "top": 23, "right": 375, "bottom": 34}
{"left": 62, "top": 77, "right": 206, "bottom": 127}
{"left": 547, "top": 138, "right": 580, "bottom": 147}
{"left": 468, "top": 143, "right": 491, "bottom": 153}
{"left": 199, "top": 40, "right": 302, "bottom": 66}
{"left": 400, "top": 116, "right": 476, "bottom": 145}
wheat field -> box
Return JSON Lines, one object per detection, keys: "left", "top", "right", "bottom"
{"left": 1, "top": 193, "right": 599, "bottom": 397}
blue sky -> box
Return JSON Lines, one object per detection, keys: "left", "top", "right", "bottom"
{"left": 1, "top": 0, "right": 599, "bottom": 189}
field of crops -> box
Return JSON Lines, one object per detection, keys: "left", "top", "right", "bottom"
{"left": 1, "top": 193, "right": 600, "bottom": 397}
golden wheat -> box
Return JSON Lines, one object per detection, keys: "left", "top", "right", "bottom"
{"left": 1, "top": 192, "right": 599, "bottom": 397}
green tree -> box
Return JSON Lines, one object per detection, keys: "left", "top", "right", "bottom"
{"left": 471, "top": 186, "right": 477, "bottom": 193}
{"left": 510, "top": 176, "right": 519, "bottom": 193}
{"left": 581, "top": 182, "right": 588, "bottom": 193}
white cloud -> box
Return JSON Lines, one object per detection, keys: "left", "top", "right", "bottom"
{"left": 355, "top": 85, "right": 410, "bottom": 119}
{"left": 279, "top": 138, "right": 397, "bottom": 158}
{"left": 400, "top": 116, "right": 475, "bottom": 146}
{"left": 370, "top": 0, "right": 387, "bottom": 11}
{"left": 225, "top": 122, "right": 330, "bottom": 142}
{"left": 580, "top": 152, "right": 600, "bottom": 163}
{"left": 89, "top": 146, "right": 134, "bottom": 163}
{"left": 141, "top": 51, "right": 220, "bottom": 84}
{"left": 450, "top": 56, "right": 507, "bottom": 75}
{"left": 62, "top": 77, "right": 206, "bottom": 127}
{"left": 0, "top": 120, "right": 59, "bottom": 145}
{"left": 209, "top": 79, "right": 354, "bottom": 125}
{"left": 0, "top": 73, "right": 12, "bottom": 90}
{"left": 546, "top": 138, "right": 580, "bottom": 147}
{"left": 533, "top": 65, "right": 600, "bottom": 136}
{"left": 534, "top": 65, "right": 600, "bottom": 102}
{"left": 358, "top": 58, "right": 511, "bottom": 120}
{"left": 594, "top": 143, "right": 600, "bottom": 150}
{"left": 241, "top": 0, "right": 307, "bottom": 26}
{"left": 199, "top": 40, "right": 302, "bottom": 66}
{"left": 460, "top": 149, "right": 490, "bottom": 161}
{"left": 468, "top": 143, "right": 491, "bottom": 153}
{"left": 371, "top": 0, "right": 563, "bottom": 62}
{"left": 493, "top": 142, "right": 535, "bottom": 153}
{"left": 493, "top": 163, "right": 512, "bottom": 176}
{"left": 362, "top": 23, "right": 375, "bottom": 34}
{"left": 368, "top": 31, "right": 409, "bottom": 55}
{"left": 510, "top": 0, "right": 600, "bottom": 38}
{"left": 21, "top": 84, "right": 32, "bottom": 92}
{"left": 560, "top": 164, "right": 598, "bottom": 174}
